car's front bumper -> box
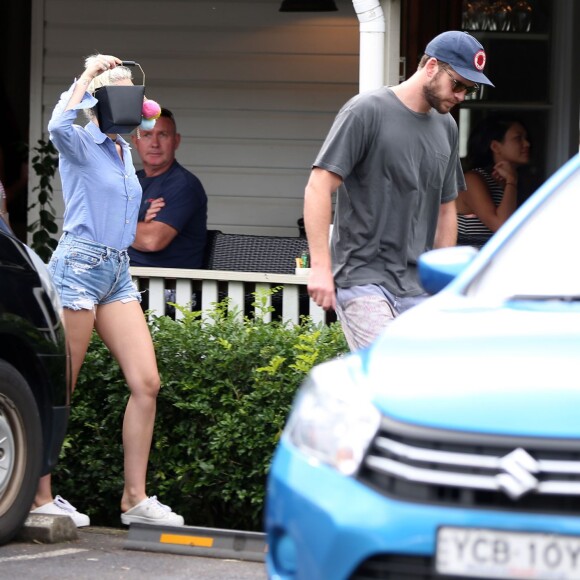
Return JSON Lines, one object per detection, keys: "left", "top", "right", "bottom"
{"left": 265, "top": 440, "right": 580, "bottom": 580}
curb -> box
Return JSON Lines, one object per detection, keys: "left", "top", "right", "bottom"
{"left": 17, "top": 514, "right": 78, "bottom": 543}
{"left": 125, "top": 523, "right": 267, "bottom": 562}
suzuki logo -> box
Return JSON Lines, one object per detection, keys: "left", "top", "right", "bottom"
{"left": 496, "top": 448, "right": 539, "bottom": 500}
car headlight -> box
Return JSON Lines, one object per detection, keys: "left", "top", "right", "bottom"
{"left": 284, "top": 357, "right": 380, "bottom": 476}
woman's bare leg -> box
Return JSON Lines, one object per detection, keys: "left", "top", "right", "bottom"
{"left": 94, "top": 300, "right": 160, "bottom": 512}
{"left": 33, "top": 308, "right": 95, "bottom": 508}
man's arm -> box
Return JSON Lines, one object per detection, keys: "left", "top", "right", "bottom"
{"left": 131, "top": 220, "right": 178, "bottom": 252}
{"left": 434, "top": 199, "right": 458, "bottom": 249}
{"left": 304, "top": 167, "right": 342, "bottom": 311}
{"left": 131, "top": 197, "right": 178, "bottom": 252}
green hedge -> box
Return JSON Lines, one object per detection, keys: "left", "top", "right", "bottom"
{"left": 52, "top": 294, "right": 348, "bottom": 530}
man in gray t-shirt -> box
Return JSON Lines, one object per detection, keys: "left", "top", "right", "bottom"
{"left": 304, "top": 31, "right": 494, "bottom": 351}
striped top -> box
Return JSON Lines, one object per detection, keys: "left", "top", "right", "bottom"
{"left": 457, "top": 167, "right": 504, "bottom": 248}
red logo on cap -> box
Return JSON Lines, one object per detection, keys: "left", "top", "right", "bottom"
{"left": 474, "top": 50, "right": 486, "bottom": 71}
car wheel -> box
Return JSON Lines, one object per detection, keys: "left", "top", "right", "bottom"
{"left": 0, "top": 360, "right": 43, "bottom": 545}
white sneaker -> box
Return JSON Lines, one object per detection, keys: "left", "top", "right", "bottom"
{"left": 121, "top": 496, "right": 184, "bottom": 527}
{"left": 30, "top": 495, "right": 90, "bottom": 527}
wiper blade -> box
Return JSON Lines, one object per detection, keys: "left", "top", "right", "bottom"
{"left": 508, "top": 294, "right": 580, "bottom": 302}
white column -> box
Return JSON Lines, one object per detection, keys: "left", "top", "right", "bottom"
{"left": 352, "top": 0, "right": 386, "bottom": 93}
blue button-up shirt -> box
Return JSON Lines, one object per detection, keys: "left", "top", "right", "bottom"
{"left": 47, "top": 81, "right": 142, "bottom": 250}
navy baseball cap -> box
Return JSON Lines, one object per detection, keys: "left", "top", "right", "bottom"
{"left": 425, "top": 31, "right": 494, "bottom": 87}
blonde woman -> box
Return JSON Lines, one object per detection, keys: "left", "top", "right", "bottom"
{"left": 30, "top": 54, "right": 184, "bottom": 527}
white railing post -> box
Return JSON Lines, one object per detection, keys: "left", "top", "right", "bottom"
{"left": 255, "top": 282, "right": 272, "bottom": 323}
{"left": 201, "top": 280, "right": 219, "bottom": 323}
{"left": 148, "top": 278, "right": 165, "bottom": 317}
{"left": 282, "top": 285, "right": 300, "bottom": 324}
{"left": 227, "top": 281, "right": 245, "bottom": 321}
{"left": 174, "top": 279, "right": 194, "bottom": 320}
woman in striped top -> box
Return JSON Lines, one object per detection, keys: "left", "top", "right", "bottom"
{"left": 457, "top": 116, "right": 530, "bottom": 248}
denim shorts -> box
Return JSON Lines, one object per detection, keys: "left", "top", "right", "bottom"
{"left": 48, "top": 233, "right": 141, "bottom": 311}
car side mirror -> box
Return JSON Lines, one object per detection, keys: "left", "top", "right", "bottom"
{"left": 418, "top": 246, "right": 479, "bottom": 295}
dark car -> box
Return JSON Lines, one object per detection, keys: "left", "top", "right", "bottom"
{"left": 0, "top": 218, "right": 70, "bottom": 544}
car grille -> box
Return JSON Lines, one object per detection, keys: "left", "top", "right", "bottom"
{"left": 349, "top": 554, "right": 505, "bottom": 579}
{"left": 349, "top": 554, "right": 446, "bottom": 579}
{"left": 357, "top": 416, "right": 580, "bottom": 513}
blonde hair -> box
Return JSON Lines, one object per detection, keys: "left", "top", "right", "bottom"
{"left": 84, "top": 54, "right": 133, "bottom": 92}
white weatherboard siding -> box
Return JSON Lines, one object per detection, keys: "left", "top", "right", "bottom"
{"left": 33, "top": 0, "right": 359, "bottom": 236}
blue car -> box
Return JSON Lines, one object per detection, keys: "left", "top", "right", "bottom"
{"left": 265, "top": 152, "right": 580, "bottom": 580}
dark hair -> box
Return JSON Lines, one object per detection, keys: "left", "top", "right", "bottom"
{"left": 159, "top": 107, "right": 177, "bottom": 129}
{"left": 418, "top": 54, "right": 430, "bottom": 69}
{"left": 465, "top": 115, "right": 527, "bottom": 169}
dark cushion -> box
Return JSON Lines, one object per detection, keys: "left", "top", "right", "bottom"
{"left": 206, "top": 232, "right": 309, "bottom": 274}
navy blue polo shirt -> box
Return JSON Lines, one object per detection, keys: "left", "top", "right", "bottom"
{"left": 128, "top": 161, "right": 208, "bottom": 268}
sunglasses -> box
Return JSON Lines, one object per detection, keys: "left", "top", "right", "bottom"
{"left": 441, "top": 67, "right": 480, "bottom": 96}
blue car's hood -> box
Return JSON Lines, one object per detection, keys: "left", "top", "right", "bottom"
{"left": 362, "top": 296, "right": 580, "bottom": 438}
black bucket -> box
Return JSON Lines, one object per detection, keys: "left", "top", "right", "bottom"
{"left": 95, "top": 61, "right": 145, "bottom": 134}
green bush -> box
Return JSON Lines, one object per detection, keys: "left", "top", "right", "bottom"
{"left": 52, "top": 294, "right": 348, "bottom": 530}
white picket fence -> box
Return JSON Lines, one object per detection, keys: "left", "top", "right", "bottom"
{"left": 130, "top": 267, "right": 326, "bottom": 325}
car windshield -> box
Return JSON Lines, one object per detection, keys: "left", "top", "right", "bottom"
{"left": 464, "top": 167, "right": 580, "bottom": 302}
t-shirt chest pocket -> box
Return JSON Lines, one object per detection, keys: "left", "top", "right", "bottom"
{"left": 427, "top": 151, "right": 450, "bottom": 191}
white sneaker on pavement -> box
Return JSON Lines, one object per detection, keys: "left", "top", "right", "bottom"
{"left": 121, "top": 496, "right": 184, "bottom": 527}
{"left": 30, "top": 495, "right": 90, "bottom": 527}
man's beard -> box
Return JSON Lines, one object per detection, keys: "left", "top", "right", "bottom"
{"left": 423, "top": 75, "right": 450, "bottom": 114}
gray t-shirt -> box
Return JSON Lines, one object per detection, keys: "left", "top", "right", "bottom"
{"left": 314, "top": 87, "right": 465, "bottom": 296}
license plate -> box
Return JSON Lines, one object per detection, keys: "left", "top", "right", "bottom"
{"left": 436, "top": 526, "right": 580, "bottom": 579}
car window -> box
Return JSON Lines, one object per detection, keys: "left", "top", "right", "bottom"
{"left": 464, "top": 168, "right": 580, "bottom": 301}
